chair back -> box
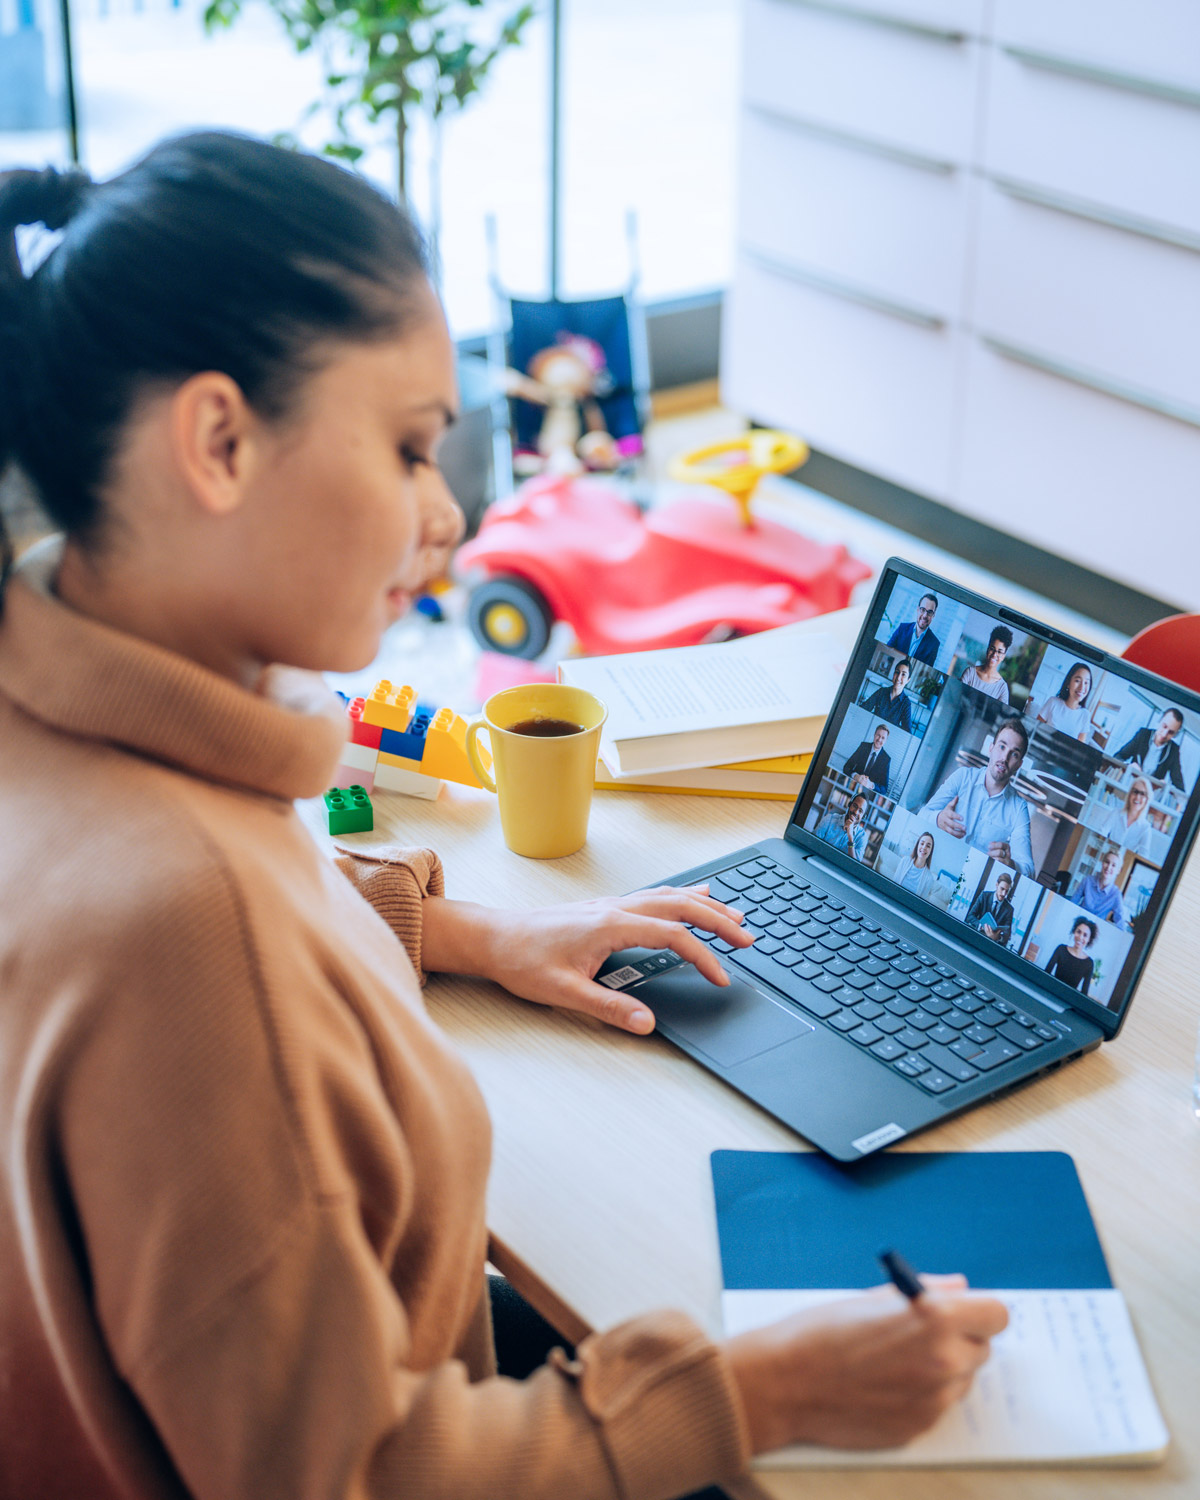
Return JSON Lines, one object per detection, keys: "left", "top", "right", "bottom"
{"left": 1121, "top": 613, "right": 1200, "bottom": 693}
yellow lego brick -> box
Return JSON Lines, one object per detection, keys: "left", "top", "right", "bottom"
{"left": 421, "top": 707, "right": 491, "bottom": 788}
{"left": 361, "top": 679, "right": 415, "bottom": 732}
{"left": 377, "top": 750, "right": 425, "bottom": 773}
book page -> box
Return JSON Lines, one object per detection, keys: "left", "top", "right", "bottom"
{"left": 561, "top": 622, "right": 845, "bottom": 741}
{"left": 723, "top": 1288, "right": 1168, "bottom": 1466}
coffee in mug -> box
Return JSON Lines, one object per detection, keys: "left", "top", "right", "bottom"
{"left": 508, "top": 716, "right": 585, "bottom": 738}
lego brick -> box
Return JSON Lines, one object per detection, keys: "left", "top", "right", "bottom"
{"left": 361, "top": 680, "right": 416, "bottom": 732}
{"left": 346, "top": 697, "right": 383, "bottom": 749}
{"left": 331, "top": 763, "right": 375, "bottom": 793}
{"left": 324, "top": 785, "right": 374, "bottom": 834}
{"left": 339, "top": 741, "right": 380, "bottom": 774}
{"left": 377, "top": 750, "right": 425, "bottom": 773}
{"left": 373, "top": 760, "right": 442, "bottom": 800}
{"left": 381, "top": 704, "right": 435, "bottom": 762}
{"left": 420, "top": 707, "right": 490, "bottom": 789}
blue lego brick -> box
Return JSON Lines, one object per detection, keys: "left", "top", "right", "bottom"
{"left": 380, "top": 705, "right": 435, "bottom": 762}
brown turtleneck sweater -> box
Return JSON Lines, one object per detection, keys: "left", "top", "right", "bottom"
{"left": 0, "top": 541, "right": 748, "bottom": 1500}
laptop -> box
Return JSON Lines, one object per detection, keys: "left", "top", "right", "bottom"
{"left": 597, "top": 560, "right": 1200, "bottom": 1161}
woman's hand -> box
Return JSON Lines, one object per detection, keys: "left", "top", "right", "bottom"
{"left": 725, "top": 1276, "right": 1009, "bottom": 1454}
{"left": 421, "top": 885, "right": 754, "bottom": 1034}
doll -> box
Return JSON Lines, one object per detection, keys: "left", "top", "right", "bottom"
{"left": 501, "top": 332, "right": 620, "bottom": 475}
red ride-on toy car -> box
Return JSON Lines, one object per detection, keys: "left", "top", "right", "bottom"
{"left": 456, "top": 431, "right": 872, "bottom": 659}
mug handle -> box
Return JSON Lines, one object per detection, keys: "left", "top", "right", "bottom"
{"left": 466, "top": 720, "right": 497, "bottom": 793}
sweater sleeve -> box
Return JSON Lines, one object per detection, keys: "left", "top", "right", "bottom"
{"left": 332, "top": 841, "right": 445, "bottom": 981}
{"left": 57, "top": 853, "right": 751, "bottom": 1500}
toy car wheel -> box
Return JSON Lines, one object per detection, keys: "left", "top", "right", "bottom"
{"left": 467, "top": 575, "right": 554, "bottom": 659}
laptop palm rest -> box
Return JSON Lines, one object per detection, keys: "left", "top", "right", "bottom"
{"left": 635, "top": 965, "right": 815, "bottom": 1067}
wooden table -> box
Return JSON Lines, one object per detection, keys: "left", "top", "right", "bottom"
{"left": 305, "top": 782, "right": 1200, "bottom": 1500}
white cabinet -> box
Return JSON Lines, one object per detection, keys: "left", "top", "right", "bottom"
{"left": 725, "top": 0, "right": 1200, "bottom": 608}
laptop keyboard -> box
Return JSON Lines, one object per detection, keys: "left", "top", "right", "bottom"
{"left": 689, "top": 855, "right": 1060, "bottom": 1096}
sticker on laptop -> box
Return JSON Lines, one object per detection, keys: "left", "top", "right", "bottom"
{"left": 851, "top": 1122, "right": 907, "bottom": 1154}
{"left": 598, "top": 965, "right": 643, "bottom": 990}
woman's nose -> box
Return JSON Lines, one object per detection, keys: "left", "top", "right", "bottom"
{"left": 425, "top": 471, "right": 466, "bottom": 550}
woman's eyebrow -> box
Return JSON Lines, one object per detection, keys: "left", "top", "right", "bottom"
{"left": 404, "top": 399, "right": 459, "bottom": 427}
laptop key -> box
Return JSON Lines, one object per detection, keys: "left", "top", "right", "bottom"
{"left": 813, "top": 974, "right": 843, "bottom": 993}
{"left": 856, "top": 931, "right": 881, "bottom": 949}
{"left": 894, "top": 1027, "right": 929, "bottom": 1051}
{"left": 843, "top": 971, "right": 876, "bottom": 990}
{"left": 711, "top": 938, "right": 736, "bottom": 954}
{"left": 795, "top": 989, "right": 841, "bottom": 1019}
{"left": 861, "top": 956, "right": 889, "bottom": 976}
{"left": 826, "top": 957, "right": 854, "bottom": 977}
{"left": 863, "top": 983, "right": 895, "bottom": 1006}
{"left": 1013, "top": 1012, "right": 1036, "bottom": 1028}
{"left": 933, "top": 980, "right": 963, "bottom": 1000}
{"left": 744, "top": 884, "right": 773, "bottom": 903}
{"left": 793, "top": 959, "right": 823, "bottom": 982}
{"left": 906, "top": 1010, "right": 937, "bottom": 1031}
{"left": 921, "top": 997, "right": 951, "bottom": 1015}
{"left": 934, "top": 963, "right": 956, "bottom": 978}
{"left": 964, "top": 1040, "right": 1023, "bottom": 1071}
{"left": 773, "top": 948, "right": 802, "bottom": 968}
{"left": 952, "top": 995, "right": 983, "bottom": 1014}
{"left": 849, "top": 1023, "right": 884, "bottom": 1046}
{"left": 893, "top": 956, "right": 920, "bottom": 973}
{"left": 912, "top": 967, "right": 939, "bottom": 987}
{"left": 853, "top": 1000, "right": 885, "bottom": 1020}
{"left": 1034, "top": 1024, "right": 1058, "bottom": 1041}
{"left": 994, "top": 999, "right": 1015, "bottom": 1015}
{"left": 999, "top": 1021, "right": 1042, "bottom": 1050}
{"left": 808, "top": 945, "right": 835, "bottom": 966}
{"left": 861, "top": 919, "right": 881, "bottom": 932}
{"left": 777, "top": 882, "right": 802, "bottom": 900}
{"left": 916, "top": 1070, "right": 956, "bottom": 1094}
{"left": 720, "top": 870, "right": 752, "bottom": 891}
{"left": 828, "top": 1010, "right": 859, "bottom": 1032}
{"left": 895, "top": 1054, "right": 929, "bottom": 1077}
{"left": 825, "top": 899, "right": 847, "bottom": 911}
{"left": 964, "top": 1024, "right": 996, "bottom": 1045}
{"left": 876, "top": 1014, "right": 905, "bottom": 1035}
{"left": 753, "top": 936, "right": 783, "bottom": 955}
{"left": 821, "top": 934, "right": 850, "bottom": 953}
{"left": 763, "top": 896, "right": 789, "bottom": 915}
{"left": 800, "top": 921, "right": 830, "bottom": 940}
{"left": 874, "top": 943, "right": 900, "bottom": 962}
{"left": 922, "top": 1044, "right": 979, "bottom": 1082}
{"left": 899, "top": 983, "right": 931, "bottom": 1004}
{"left": 871, "top": 1037, "right": 907, "bottom": 1061}
{"left": 942, "top": 1009, "right": 973, "bottom": 1030}
{"left": 841, "top": 944, "right": 869, "bottom": 965}
{"left": 766, "top": 922, "right": 793, "bottom": 940}
{"left": 884, "top": 997, "right": 917, "bottom": 1017}
{"left": 832, "top": 918, "right": 860, "bottom": 937}
{"left": 927, "top": 1024, "right": 959, "bottom": 1045}
{"left": 833, "top": 985, "right": 864, "bottom": 1008}
{"left": 976, "top": 1006, "right": 1006, "bottom": 1027}
{"left": 756, "top": 873, "right": 784, "bottom": 890}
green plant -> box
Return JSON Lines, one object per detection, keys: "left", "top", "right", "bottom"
{"left": 204, "top": 0, "right": 535, "bottom": 202}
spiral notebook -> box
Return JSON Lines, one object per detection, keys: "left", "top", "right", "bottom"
{"left": 712, "top": 1150, "right": 1168, "bottom": 1468}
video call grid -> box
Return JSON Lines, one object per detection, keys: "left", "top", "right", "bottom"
{"left": 803, "top": 575, "right": 1196, "bottom": 1010}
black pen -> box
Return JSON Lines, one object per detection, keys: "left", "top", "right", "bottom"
{"left": 878, "top": 1247, "right": 924, "bottom": 1301}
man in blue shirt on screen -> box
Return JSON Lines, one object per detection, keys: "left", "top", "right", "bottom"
{"left": 815, "top": 793, "right": 868, "bottom": 861}
{"left": 922, "top": 717, "right": 1035, "bottom": 876}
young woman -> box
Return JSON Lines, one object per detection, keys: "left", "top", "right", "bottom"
{"left": 1044, "top": 917, "right": 1098, "bottom": 995}
{"left": 898, "top": 829, "right": 938, "bottom": 900}
{"left": 1033, "top": 661, "right": 1093, "bottom": 741}
{"left": 860, "top": 655, "right": 913, "bottom": 731}
{"left": 0, "top": 135, "right": 1004, "bottom": 1500}
{"left": 960, "top": 624, "right": 1012, "bottom": 704}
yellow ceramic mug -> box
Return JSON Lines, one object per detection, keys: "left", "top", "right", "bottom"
{"left": 466, "top": 683, "right": 608, "bottom": 858}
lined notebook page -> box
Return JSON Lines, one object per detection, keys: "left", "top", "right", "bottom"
{"left": 723, "top": 1288, "right": 1168, "bottom": 1467}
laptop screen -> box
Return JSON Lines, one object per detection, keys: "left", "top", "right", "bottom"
{"left": 789, "top": 564, "right": 1200, "bottom": 1021}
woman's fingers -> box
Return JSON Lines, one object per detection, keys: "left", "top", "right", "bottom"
{"left": 616, "top": 885, "right": 755, "bottom": 947}
{"left": 603, "top": 911, "right": 736, "bottom": 987}
{"left": 560, "top": 974, "right": 658, "bottom": 1034}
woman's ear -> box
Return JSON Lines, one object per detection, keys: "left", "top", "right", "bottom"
{"left": 169, "top": 371, "right": 257, "bottom": 517}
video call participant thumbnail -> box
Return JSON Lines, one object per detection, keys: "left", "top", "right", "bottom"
{"left": 1032, "top": 661, "right": 1092, "bottom": 742}
{"left": 861, "top": 657, "right": 914, "bottom": 732}
{"left": 898, "top": 830, "right": 939, "bottom": 900}
{"left": 887, "top": 592, "right": 940, "bottom": 666}
{"left": 1100, "top": 777, "right": 1154, "bottom": 857}
{"left": 1070, "top": 847, "right": 1130, "bottom": 932}
{"left": 815, "top": 793, "right": 868, "bottom": 862}
{"left": 843, "top": 725, "right": 891, "bottom": 794}
{"left": 1115, "top": 709, "right": 1186, "bottom": 792}
{"left": 966, "top": 872, "right": 1015, "bottom": 945}
{"left": 960, "top": 626, "right": 1012, "bottom": 704}
{"left": 1044, "top": 917, "right": 1098, "bottom": 996}
{"left": 922, "top": 717, "right": 1034, "bottom": 876}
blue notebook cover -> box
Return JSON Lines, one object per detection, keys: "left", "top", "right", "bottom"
{"left": 711, "top": 1150, "right": 1112, "bottom": 1291}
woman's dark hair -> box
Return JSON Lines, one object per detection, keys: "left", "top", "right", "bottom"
{"left": 987, "top": 625, "right": 1013, "bottom": 654}
{"left": 0, "top": 131, "right": 429, "bottom": 587}
{"left": 1071, "top": 918, "right": 1098, "bottom": 946}
{"left": 1055, "top": 660, "right": 1093, "bottom": 706}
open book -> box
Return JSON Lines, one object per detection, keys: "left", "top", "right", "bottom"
{"left": 559, "top": 609, "right": 861, "bottom": 777}
{"left": 713, "top": 1150, "right": 1167, "bottom": 1468}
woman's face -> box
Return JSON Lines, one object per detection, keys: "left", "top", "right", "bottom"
{"left": 1128, "top": 784, "right": 1149, "bottom": 814}
{"left": 893, "top": 663, "right": 910, "bottom": 691}
{"left": 243, "top": 292, "right": 463, "bottom": 672}
{"left": 1071, "top": 923, "right": 1091, "bottom": 951}
{"left": 915, "top": 833, "right": 933, "bottom": 867}
{"left": 1067, "top": 667, "right": 1091, "bottom": 704}
{"left": 985, "top": 637, "right": 1007, "bottom": 669}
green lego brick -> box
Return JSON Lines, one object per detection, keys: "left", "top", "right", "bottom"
{"left": 323, "top": 784, "right": 374, "bottom": 835}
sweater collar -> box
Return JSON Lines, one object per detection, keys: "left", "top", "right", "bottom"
{"left": 0, "top": 538, "right": 348, "bottom": 800}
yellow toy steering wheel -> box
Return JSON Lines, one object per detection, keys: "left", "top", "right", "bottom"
{"left": 668, "top": 429, "right": 809, "bottom": 527}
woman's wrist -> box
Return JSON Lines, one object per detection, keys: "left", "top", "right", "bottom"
{"left": 421, "top": 896, "right": 507, "bottom": 978}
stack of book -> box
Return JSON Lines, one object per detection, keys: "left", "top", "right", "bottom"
{"left": 558, "top": 608, "right": 863, "bottom": 800}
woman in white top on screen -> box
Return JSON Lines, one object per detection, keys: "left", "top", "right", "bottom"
{"left": 960, "top": 625, "right": 1012, "bottom": 704}
{"left": 1032, "top": 661, "right": 1092, "bottom": 741}
{"left": 1100, "top": 777, "right": 1155, "bottom": 857}
{"left": 898, "top": 831, "right": 940, "bottom": 900}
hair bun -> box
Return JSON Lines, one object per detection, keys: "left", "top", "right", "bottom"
{"left": 0, "top": 166, "right": 92, "bottom": 234}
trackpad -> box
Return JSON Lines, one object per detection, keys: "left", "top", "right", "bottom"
{"left": 636, "top": 965, "right": 814, "bottom": 1067}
